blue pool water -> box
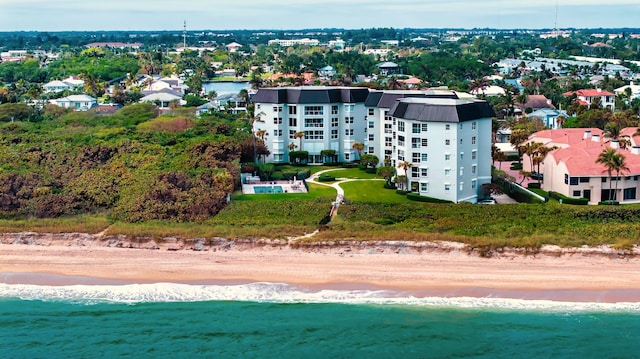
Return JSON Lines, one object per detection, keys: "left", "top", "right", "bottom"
{"left": 253, "top": 185, "right": 284, "bottom": 194}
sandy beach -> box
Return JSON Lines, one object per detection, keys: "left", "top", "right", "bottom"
{"left": 2, "top": 236, "right": 640, "bottom": 302}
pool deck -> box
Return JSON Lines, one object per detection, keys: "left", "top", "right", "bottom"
{"left": 241, "top": 180, "right": 308, "bottom": 195}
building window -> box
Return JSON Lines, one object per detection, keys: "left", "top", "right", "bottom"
{"left": 384, "top": 123, "right": 393, "bottom": 133}
{"left": 422, "top": 123, "right": 428, "bottom": 132}
{"left": 573, "top": 190, "right": 581, "bottom": 197}
{"left": 331, "top": 129, "right": 338, "bottom": 139}
{"left": 472, "top": 150, "right": 477, "bottom": 160}
{"left": 289, "top": 117, "right": 297, "bottom": 127}
{"left": 273, "top": 129, "right": 282, "bottom": 137}
{"left": 398, "top": 135, "right": 405, "bottom": 146}
{"left": 421, "top": 138, "right": 428, "bottom": 147}
{"left": 331, "top": 117, "right": 339, "bottom": 127}
{"left": 445, "top": 124, "right": 450, "bottom": 130}
{"left": 445, "top": 139, "right": 450, "bottom": 145}
{"left": 460, "top": 139, "right": 463, "bottom": 145}
{"left": 345, "top": 129, "right": 354, "bottom": 136}
{"left": 368, "top": 134, "right": 374, "bottom": 141}
{"left": 412, "top": 152, "right": 421, "bottom": 163}
{"left": 460, "top": 167, "right": 464, "bottom": 176}
{"left": 580, "top": 177, "right": 590, "bottom": 183}
{"left": 565, "top": 174, "right": 569, "bottom": 184}
{"left": 412, "top": 138, "right": 420, "bottom": 148}
{"left": 445, "top": 184, "right": 451, "bottom": 191}
{"left": 331, "top": 105, "right": 338, "bottom": 115}
{"left": 345, "top": 153, "right": 350, "bottom": 161}
{"left": 471, "top": 179, "right": 477, "bottom": 189}
{"left": 305, "top": 106, "right": 323, "bottom": 115}
{"left": 289, "top": 106, "right": 297, "bottom": 115}
{"left": 274, "top": 117, "right": 282, "bottom": 124}
{"left": 411, "top": 167, "right": 419, "bottom": 178}
{"left": 472, "top": 121, "right": 476, "bottom": 130}
{"left": 412, "top": 123, "right": 421, "bottom": 133}
{"left": 289, "top": 130, "right": 296, "bottom": 139}
{"left": 459, "top": 123, "right": 463, "bottom": 130}
{"left": 369, "top": 121, "right": 375, "bottom": 129}
{"left": 459, "top": 182, "right": 464, "bottom": 191}
{"left": 570, "top": 177, "right": 579, "bottom": 185}
{"left": 445, "top": 169, "right": 451, "bottom": 176}
{"left": 385, "top": 137, "right": 392, "bottom": 147}
{"left": 445, "top": 154, "right": 451, "bottom": 161}
{"left": 601, "top": 177, "right": 607, "bottom": 183}
{"left": 304, "top": 118, "right": 324, "bottom": 128}
{"left": 345, "top": 117, "right": 354, "bottom": 124}
{"left": 472, "top": 165, "right": 477, "bottom": 174}
{"left": 368, "top": 146, "right": 374, "bottom": 153}
{"left": 421, "top": 182, "right": 429, "bottom": 192}
{"left": 421, "top": 153, "right": 428, "bottom": 162}
{"left": 472, "top": 136, "right": 476, "bottom": 145}
{"left": 273, "top": 154, "right": 283, "bottom": 161}
{"left": 421, "top": 168, "right": 428, "bottom": 177}
{"left": 304, "top": 130, "right": 324, "bottom": 140}
{"left": 398, "top": 121, "right": 405, "bottom": 132}
{"left": 460, "top": 153, "right": 464, "bottom": 160}
{"left": 368, "top": 108, "right": 374, "bottom": 116}
{"left": 397, "top": 150, "right": 405, "bottom": 161}
{"left": 624, "top": 188, "right": 637, "bottom": 200}
{"left": 344, "top": 104, "right": 354, "bottom": 112}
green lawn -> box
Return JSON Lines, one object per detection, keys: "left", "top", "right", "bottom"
{"left": 322, "top": 168, "right": 382, "bottom": 180}
{"left": 273, "top": 164, "right": 337, "bottom": 175}
{"left": 341, "top": 180, "right": 409, "bottom": 203}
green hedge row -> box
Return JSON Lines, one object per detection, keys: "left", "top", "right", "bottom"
{"left": 318, "top": 174, "right": 335, "bottom": 182}
{"left": 510, "top": 163, "right": 523, "bottom": 170}
{"left": 549, "top": 191, "right": 589, "bottom": 205}
{"left": 406, "top": 193, "right": 453, "bottom": 203}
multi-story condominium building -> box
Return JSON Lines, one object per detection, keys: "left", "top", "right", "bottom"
{"left": 365, "top": 90, "right": 465, "bottom": 166}
{"left": 388, "top": 97, "right": 495, "bottom": 203}
{"left": 251, "top": 87, "right": 370, "bottom": 163}
{"left": 252, "top": 87, "right": 495, "bottom": 203}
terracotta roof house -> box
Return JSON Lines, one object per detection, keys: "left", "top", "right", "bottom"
{"left": 522, "top": 127, "right": 640, "bottom": 204}
{"left": 563, "top": 89, "right": 615, "bottom": 110}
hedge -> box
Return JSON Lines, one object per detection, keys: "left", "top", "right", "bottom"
{"left": 548, "top": 191, "right": 589, "bottom": 205}
{"left": 395, "top": 190, "right": 410, "bottom": 195}
{"left": 297, "top": 169, "right": 311, "bottom": 180}
{"left": 598, "top": 200, "right": 620, "bottom": 206}
{"left": 406, "top": 193, "right": 453, "bottom": 203}
{"left": 383, "top": 183, "right": 396, "bottom": 190}
{"left": 527, "top": 182, "right": 541, "bottom": 189}
{"left": 506, "top": 153, "right": 520, "bottom": 161}
{"left": 510, "top": 163, "right": 523, "bottom": 170}
{"left": 318, "top": 174, "right": 335, "bottom": 182}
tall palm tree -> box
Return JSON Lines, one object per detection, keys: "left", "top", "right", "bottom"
{"left": 294, "top": 131, "right": 305, "bottom": 150}
{"left": 521, "top": 141, "right": 541, "bottom": 173}
{"left": 397, "top": 161, "right": 413, "bottom": 191}
{"left": 509, "top": 129, "right": 530, "bottom": 164}
{"left": 596, "top": 148, "right": 629, "bottom": 202}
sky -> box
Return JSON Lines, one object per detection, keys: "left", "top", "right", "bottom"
{"left": 0, "top": 0, "right": 639, "bottom": 32}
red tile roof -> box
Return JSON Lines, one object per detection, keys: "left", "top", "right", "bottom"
{"left": 552, "top": 142, "right": 640, "bottom": 176}
{"left": 563, "top": 89, "right": 615, "bottom": 97}
{"left": 528, "top": 128, "right": 604, "bottom": 147}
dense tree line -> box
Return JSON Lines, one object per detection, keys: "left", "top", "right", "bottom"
{"left": 0, "top": 102, "right": 255, "bottom": 222}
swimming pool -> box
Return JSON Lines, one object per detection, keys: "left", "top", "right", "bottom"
{"left": 253, "top": 185, "right": 284, "bottom": 194}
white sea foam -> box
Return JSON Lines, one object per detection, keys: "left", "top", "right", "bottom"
{"left": 1, "top": 282, "right": 640, "bottom": 312}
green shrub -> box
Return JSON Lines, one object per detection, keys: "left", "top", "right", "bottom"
{"left": 383, "top": 183, "right": 396, "bottom": 190}
{"left": 506, "top": 154, "right": 520, "bottom": 161}
{"left": 297, "top": 169, "right": 311, "bottom": 180}
{"left": 548, "top": 191, "right": 588, "bottom": 205}
{"left": 395, "top": 190, "right": 410, "bottom": 195}
{"left": 510, "top": 163, "right": 523, "bottom": 170}
{"left": 365, "top": 167, "right": 377, "bottom": 174}
{"left": 318, "top": 174, "right": 335, "bottom": 182}
{"left": 598, "top": 200, "right": 620, "bottom": 206}
{"left": 406, "top": 192, "right": 453, "bottom": 203}
{"left": 527, "top": 182, "right": 541, "bottom": 189}
{"left": 281, "top": 171, "right": 298, "bottom": 180}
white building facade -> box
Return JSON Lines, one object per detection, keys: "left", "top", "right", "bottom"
{"left": 251, "top": 87, "right": 370, "bottom": 163}
{"left": 389, "top": 97, "right": 495, "bottom": 203}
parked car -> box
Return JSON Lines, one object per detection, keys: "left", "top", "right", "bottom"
{"left": 530, "top": 172, "right": 544, "bottom": 180}
{"left": 478, "top": 198, "right": 496, "bottom": 204}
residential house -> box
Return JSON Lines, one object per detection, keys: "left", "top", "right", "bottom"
{"left": 251, "top": 86, "right": 370, "bottom": 163}
{"left": 145, "top": 76, "right": 187, "bottom": 95}
{"left": 518, "top": 95, "right": 555, "bottom": 112}
{"left": 563, "top": 89, "right": 615, "bottom": 110}
{"left": 43, "top": 76, "right": 85, "bottom": 93}
{"left": 51, "top": 95, "right": 97, "bottom": 111}
{"left": 389, "top": 97, "right": 495, "bottom": 203}
{"left": 225, "top": 42, "right": 243, "bottom": 52}
{"left": 542, "top": 129, "right": 640, "bottom": 204}
{"left": 318, "top": 66, "right": 336, "bottom": 79}
{"left": 615, "top": 81, "right": 640, "bottom": 101}
{"left": 526, "top": 109, "right": 569, "bottom": 129}
{"left": 197, "top": 93, "right": 247, "bottom": 116}
{"left": 470, "top": 85, "right": 506, "bottom": 97}
{"left": 377, "top": 62, "right": 401, "bottom": 76}
{"left": 139, "top": 89, "right": 185, "bottom": 110}
{"left": 521, "top": 128, "right": 604, "bottom": 173}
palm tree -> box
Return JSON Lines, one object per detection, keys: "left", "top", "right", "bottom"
{"left": 352, "top": 142, "right": 364, "bottom": 159}
{"left": 531, "top": 145, "right": 557, "bottom": 185}
{"left": 509, "top": 129, "right": 530, "bottom": 164}
{"left": 468, "top": 77, "right": 489, "bottom": 98}
{"left": 255, "top": 129, "right": 269, "bottom": 163}
{"left": 294, "top": 131, "right": 305, "bottom": 150}
{"left": 287, "top": 142, "right": 297, "bottom": 151}
{"left": 521, "top": 141, "right": 541, "bottom": 173}
{"left": 596, "top": 148, "right": 629, "bottom": 202}
{"left": 397, "top": 161, "right": 413, "bottom": 191}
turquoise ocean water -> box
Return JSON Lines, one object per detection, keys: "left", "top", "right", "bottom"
{"left": 2, "top": 280, "right": 640, "bottom": 358}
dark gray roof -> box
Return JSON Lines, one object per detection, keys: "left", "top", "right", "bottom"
{"left": 365, "top": 90, "right": 460, "bottom": 108}
{"left": 251, "top": 87, "right": 369, "bottom": 104}
{"left": 389, "top": 98, "right": 495, "bottom": 123}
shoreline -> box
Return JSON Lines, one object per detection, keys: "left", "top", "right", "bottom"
{"left": 2, "top": 234, "right": 640, "bottom": 303}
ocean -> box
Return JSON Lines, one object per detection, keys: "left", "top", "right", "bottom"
{"left": 1, "top": 281, "right": 639, "bottom": 358}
